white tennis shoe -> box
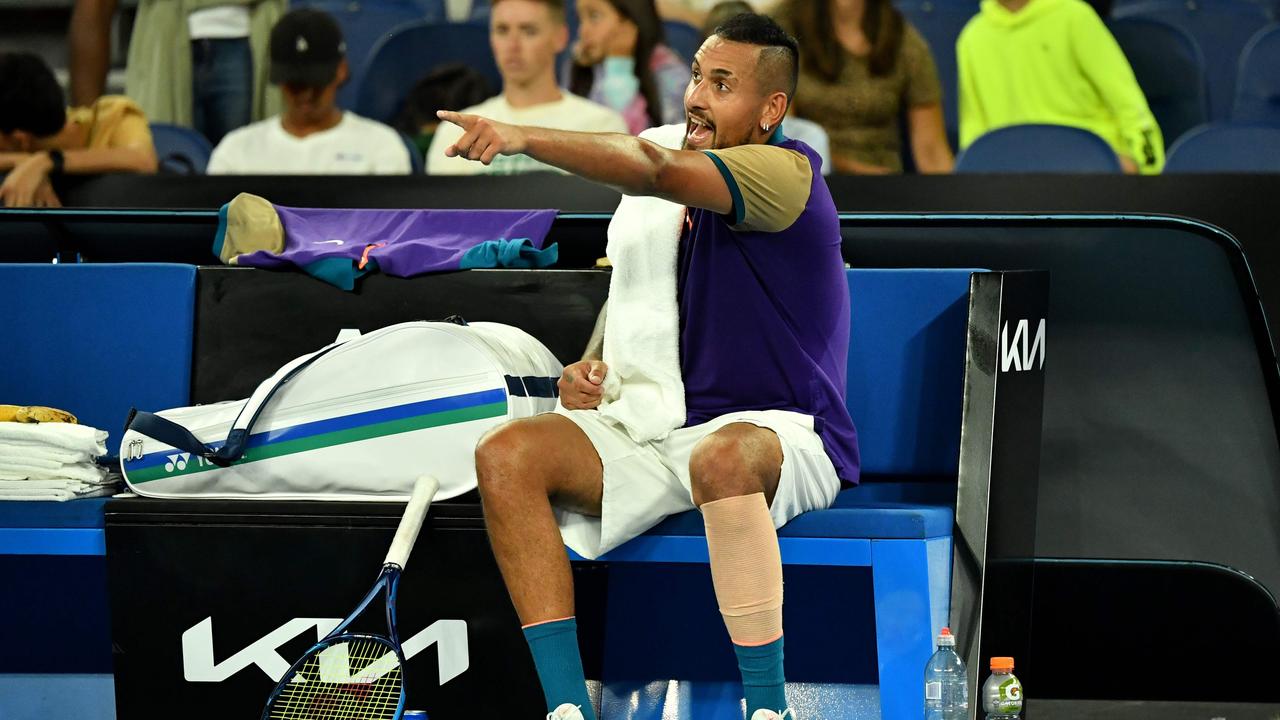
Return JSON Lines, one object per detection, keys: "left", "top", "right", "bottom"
{"left": 750, "top": 710, "right": 797, "bottom": 720}
{"left": 546, "top": 703, "right": 585, "bottom": 720}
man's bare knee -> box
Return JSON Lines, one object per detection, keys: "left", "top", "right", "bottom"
{"left": 474, "top": 414, "right": 605, "bottom": 514}
{"left": 689, "top": 423, "right": 782, "bottom": 507}
{"left": 475, "top": 419, "right": 548, "bottom": 500}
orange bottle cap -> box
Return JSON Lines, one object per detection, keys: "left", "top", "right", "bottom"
{"left": 990, "top": 657, "right": 1015, "bottom": 672}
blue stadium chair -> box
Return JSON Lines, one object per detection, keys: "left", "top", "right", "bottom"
{"left": 293, "top": 0, "right": 440, "bottom": 109}
{"left": 955, "top": 124, "right": 1123, "bottom": 172}
{"left": 895, "top": 0, "right": 978, "bottom": 151}
{"left": 399, "top": 131, "right": 424, "bottom": 174}
{"left": 1164, "top": 122, "right": 1280, "bottom": 172}
{"left": 1233, "top": 23, "right": 1280, "bottom": 125}
{"left": 1112, "top": 0, "right": 1273, "bottom": 121}
{"left": 1108, "top": 16, "right": 1208, "bottom": 148}
{"left": 662, "top": 19, "right": 703, "bottom": 64}
{"left": 148, "top": 123, "right": 213, "bottom": 175}
{"left": 355, "top": 20, "right": 501, "bottom": 125}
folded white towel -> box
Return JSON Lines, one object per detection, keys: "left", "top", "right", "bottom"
{"left": 595, "top": 123, "right": 689, "bottom": 443}
{"left": 0, "top": 485, "right": 117, "bottom": 502}
{"left": 0, "top": 479, "right": 115, "bottom": 492}
{"left": 0, "top": 462, "right": 109, "bottom": 484}
{"left": 0, "top": 424, "right": 108, "bottom": 456}
{"left": 0, "top": 443, "right": 95, "bottom": 465}
{"left": 0, "top": 455, "right": 64, "bottom": 471}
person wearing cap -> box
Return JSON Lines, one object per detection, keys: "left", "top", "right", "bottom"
{"left": 207, "top": 8, "right": 412, "bottom": 174}
{"left": 426, "top": 0, "right": 628, "bottom": 175}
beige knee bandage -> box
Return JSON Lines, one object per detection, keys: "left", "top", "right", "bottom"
{"left": 702, "top": 492, "right": 784, "bottom": 646}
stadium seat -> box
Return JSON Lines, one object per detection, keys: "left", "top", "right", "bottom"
{"left": 1112, "top": 0, "right": 1273, "bottom": 121}
{"left": 1164, "top": 122, "right": 1280, "bottom": 172}
{"left": 955, "top": 124, "right": 1123, "bottom": 172}
{"left": 1233, "top": 23, "right": 1280, "bottom": 125}
{"left": 149, "top": 123, "right": 213, "bottom": 175}
{"left": 399, "top": 131, "right": 424, "bottom": 174}
{"left": 894, "top": 0, "right": 977, "bottom": 150}
{"left": 1108, "top": 16, "right": 1208, "bottom": 147}
{"left": 294, "top": 0, "right": 440, "bottom": 109}
{"left": 355, "top": 20, "right": 501, "bottom": 125}
{"left": 662, "top": 19, "right": 703, "bottom": 64}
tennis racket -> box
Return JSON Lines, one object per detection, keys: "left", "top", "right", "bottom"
{"left": 261, "top": 475, "right": 440, "bottom": 720}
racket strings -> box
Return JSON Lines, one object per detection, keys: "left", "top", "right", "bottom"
{"left": 268, "top": 638, "right": 403, "bottom": 720}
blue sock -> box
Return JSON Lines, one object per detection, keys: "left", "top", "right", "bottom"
{"left": 735, "top": 636, "right": 787, "bottom": 717}
{"left": 522, "top": 617, "right": 596, "bottom": 720}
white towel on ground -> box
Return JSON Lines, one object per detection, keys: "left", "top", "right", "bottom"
{"left": 595, "top": 123, "right": 689, "bottom": 443}
{"left": 0, "top": 462, "right": 109, "bottom": 483}
{"left": 0, "top": 424, "right": 108, "bottom": 456}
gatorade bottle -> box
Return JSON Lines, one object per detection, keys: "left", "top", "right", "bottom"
{"left": 924, "top": 627, "right": 968, "bottom": 719}
{"left": 982, "top": 657, "right": 1023, "bottom": 719}
{"left": 404, "top": 711, "right": 428, "bottom": 720}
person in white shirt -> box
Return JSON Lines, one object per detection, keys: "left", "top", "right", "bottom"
{"left": 208, "top": 8, "right": 411, "bottom": 175}
{"left": 427, "top": 0, "right": 628, "bottom": 175}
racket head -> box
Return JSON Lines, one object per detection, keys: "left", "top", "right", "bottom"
{"left": 261, "top": 632, "right": 407, "bottom": 720}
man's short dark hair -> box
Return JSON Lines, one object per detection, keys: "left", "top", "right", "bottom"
{"left": 491, "top": 0, "right": 566, "bottom": 23}
{"left": 0, "top": 53, "right": 66, "bottom": 137}
{"left": 713, "top": 12, "right": 800, "bottom": 101}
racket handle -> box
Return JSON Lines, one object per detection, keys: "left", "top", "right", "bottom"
{"left": 385, "top": 475, "right": 439, "bottom": 569}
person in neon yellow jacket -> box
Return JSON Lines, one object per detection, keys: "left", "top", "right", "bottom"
{"left": 956, "top": 0, "right": 1164, "bottom": 173}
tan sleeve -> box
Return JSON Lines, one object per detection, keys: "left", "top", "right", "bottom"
{"left": 703, "top": 144, "right": 813, "bottom": 233}
{"left": 903, "top": 25, "right": 944, "bottom": 107}
{"left": 88, "top": 96, "right": 154, "bottom": 150}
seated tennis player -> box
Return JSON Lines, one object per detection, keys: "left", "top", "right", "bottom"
{"left": 444, "top": 12, "right": 859, "bottom": 720}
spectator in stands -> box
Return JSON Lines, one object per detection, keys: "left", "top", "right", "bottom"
{"left": 658, "top": 0, "right": 775, "bottom": 27}
{"left": 69, "top": 0, "right": 284, "bottom": 146}
{"left": 567, "top": 0, "right": 692, "bottom": 134}
{"left": 207, "top": 9, "right": 411, "bottom": 175}
{"left": 775, "top": 0, "right": 954, "bottom": 174}
{"left": 957, "top": 0, "right": 1164, "bottom": 173}
{"left": 396, "top": 64, "right": 494, "bottom": 160}
{"left": 0, "top": 53, "right": 157, "bottom": 208}
{"left": 429, "top": 0, "right": 629, "bottom": 174}
{"left": 701, "top": 0, "right": 753, "bottom": 37}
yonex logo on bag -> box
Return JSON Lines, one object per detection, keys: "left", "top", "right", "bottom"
{"left": 165, "top": 453, "right": 190, "bottom": 472}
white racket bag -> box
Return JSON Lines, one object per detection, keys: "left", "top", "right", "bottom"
{"left": 119, "top": 320, "right": 563, "bottom": 501}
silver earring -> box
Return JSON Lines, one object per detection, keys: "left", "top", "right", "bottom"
{"left": 762, "top": 123, "right": 771, "bottom": 132}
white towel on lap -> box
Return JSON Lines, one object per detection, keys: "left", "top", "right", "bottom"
{"left": 595, "top": 123, "right": 689, "bottom": 443}
{"left": 0, "top": 424, "right": 108, "bottom": 456}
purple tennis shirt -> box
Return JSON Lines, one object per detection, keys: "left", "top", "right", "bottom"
{"left": 678, "top": 134, "right": 860, "bottom": 485}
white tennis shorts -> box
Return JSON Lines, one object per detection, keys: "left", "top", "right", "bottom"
{"left": 552, "top": 406, "right": 841, "bottom": 559}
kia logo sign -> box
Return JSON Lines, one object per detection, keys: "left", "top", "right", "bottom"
{"left": 182, "top": 616, "right": 470, "bottom": 686}
{"left": 1000, "top": 319, "right": 1046, "bottom": 373}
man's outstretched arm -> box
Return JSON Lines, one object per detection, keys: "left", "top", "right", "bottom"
{"left": 437, "top": 110, "right": 733, "bottom": 215}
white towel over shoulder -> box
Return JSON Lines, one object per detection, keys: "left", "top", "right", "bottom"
{"left": 595, "top": 123, "right": 689, "bottom": 443}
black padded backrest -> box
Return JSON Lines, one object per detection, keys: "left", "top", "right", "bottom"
{"left": 841, "top": 214, "right": 1280, "bottom": 606}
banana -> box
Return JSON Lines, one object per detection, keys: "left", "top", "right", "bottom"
{"left": 0, "top": 405, "right": 78, "bottom": 424}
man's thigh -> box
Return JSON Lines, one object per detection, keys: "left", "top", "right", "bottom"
{"left": 485, "top": 412, "right": 605, "bottom": 516}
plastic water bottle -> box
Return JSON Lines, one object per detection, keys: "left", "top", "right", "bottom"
{"left": 982, "top": 657, "right": 1024, "bottom": 719}
{"left": 924, "top": 627, "right": 969, "bottom": 719}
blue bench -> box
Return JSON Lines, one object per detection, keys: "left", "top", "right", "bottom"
{"left": 0, "top": 263, "right": 195, "bottom": 720}
{"left": 574, "top": 268, "right": 976, "bottom": 720}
